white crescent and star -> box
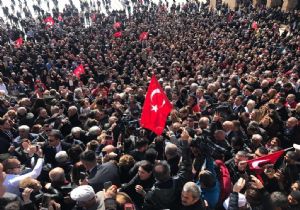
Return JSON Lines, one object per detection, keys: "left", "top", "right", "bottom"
{"left": 150, "top": 88, "right": 166, "bottom": 112}
{"left": 251, "top": 159, "right": 268, "bottom": 169}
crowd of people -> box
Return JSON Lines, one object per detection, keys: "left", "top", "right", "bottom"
{"left": 0, "top": 0, "right": 300, "bottom": 210}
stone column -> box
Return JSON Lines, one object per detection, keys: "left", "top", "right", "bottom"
{"left": 223, "top": 0, "right": 238, "bottom": 10}
{"left": 210, "top": 0, "right": 217, "bottom": 10}
{"left": 253, "top": 0, "right": 262, "bottom": 7}
{"left": 266, "top": 0, "right": 282, "bottom": 8}
{"left": 282, "top": 0, "right": 298, "bottom": 11}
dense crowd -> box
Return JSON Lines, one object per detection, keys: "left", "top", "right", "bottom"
{"left": 0, "top": 0, "right": 300, "bottom": 210}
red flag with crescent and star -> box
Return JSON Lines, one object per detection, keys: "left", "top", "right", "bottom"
{"left": 113, "top": 22, "right": 121, "bottom": 29}
{"left": 73, "top": 64, "right": 85, "bottom": 78}
{"left": 140, "top": 75, "right": 173, "bottom": 135}
{"left": 246, "top": 149, "right": 285, "bottom": 172}
{"left": 44, "top": 16, "right": 55, "bottom": 26}
{"left": 139, "top": 32, "right": 148, "bottom": 41}
{"left": 113, "top": 31, "right": 122, "bottom": 38}
{"left": 15, "top": 37, "right": 23, "bottom": 48}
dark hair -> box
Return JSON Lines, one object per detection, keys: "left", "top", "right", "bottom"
{"left": 154, "top": 161, "right": 171, "bottom": 182}
{"left": 246, "top": 188, "right": 263, "bottom": 207}
{"left": 199, "top": 170, "right": 216, "bottom": 188}
{"left": 69, "top": 145, "right": 84, "bottom": 163}
{"left": 139, "top": 160, "right": 153, "bottom": 173}
{"left": 135, "top": 139, "right": 148, "bottom": 149}
{"left": 270, "top": 191, "right": 288, "bottom": 208}
{"left": 256, "top": 146, "right": 268, "bottom": 155}
{"left": 80, "top": 150, "right": 96, "bottom": 162}
{"left": 145, "top": 148, "right": 158, "bottom": 164}
{"left": 48, "top": 129, "right": 61, "bottom": 140}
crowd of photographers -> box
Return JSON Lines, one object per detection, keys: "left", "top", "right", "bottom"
{"left": 0, "top": 0, "right": 300, "bottom": 210}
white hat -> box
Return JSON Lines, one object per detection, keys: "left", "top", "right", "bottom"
{"left": 293, "top": 144, "right": 300, "bottom": 151}
{"left": 70, "top": 185, "right": 95, "bottom": 202}
{"left": 223, "top": 193, "right": 247, "bottom": 210}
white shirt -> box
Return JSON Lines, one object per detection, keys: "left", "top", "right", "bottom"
{"left": 3, "top": 158, "right": 44, "bottom": 195}
{"left": 55, "top": 143, "right": 62, "bottom": 153}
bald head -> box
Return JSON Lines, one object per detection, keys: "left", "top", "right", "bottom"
{"left": 222, "top": 121, "right": 234, "bottom": 132}
{"left": 287, "top": 117, "right": 298, "bottom": 128}
{"left": 49, "top": 167, "right": 65, "bottom": 183}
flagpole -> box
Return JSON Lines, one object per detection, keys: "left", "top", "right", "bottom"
{"left": 284, "top": 147, "right": 294, "bottom": 152}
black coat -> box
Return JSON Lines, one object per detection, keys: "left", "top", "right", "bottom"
{"left": 143, "top": 141, "right": 193, "bottom": 210}
{"left": 42, "top": 141, "right": 72, "bottom": 167}
{"left": 88, "top": 161, "right": 120, "bottom": 193}
{"left": 178, "top": 199, "right": 206, "bottom": 210}
{"left": 121, "top": 174, "right": 155, "bottom": 208}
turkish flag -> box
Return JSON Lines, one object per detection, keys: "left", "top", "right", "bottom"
{"left": 58, "top": 15, "right": 63, "bottom": 22}
{"left": 247, "top": 150, "right": 285, "bottom": 172}
{"left": 91, "top": 13, "right": 96, "bottom": 22}
{"left": 73, "top": 64, "right": 85, "bottom": 78}
{"left": 44, "top": 16, "right": 55, "bottom": 26}
{"left": 113, "top": 31, "right": 122, "bottom": 38}
{"left": 139, "top": 32, "right": 149, "bottom": 41}
{"left": 15, "top": 37, "right": 23, "bottom": 48}
{"left": 113, "top": 22, "right": 121, "bottom": 29}
{"left": 251, "top": 21, "right": 258, "bottom": 30}
{"left": 140, "top": 75, "right": 173, "bottom": 135}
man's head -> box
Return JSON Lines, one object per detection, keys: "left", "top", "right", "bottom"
{"left": 48, "top": 130, "right": 61, "bottom": 147}
{"left": 254, "top": 147, "right": 268, "bottom": 158}
{"left": 68, "top": 106, "right": 78, "bottom": 117}
{"left": 181, "top": 182, "right": 201, "bottom": 206}
{"left": 71, "top": 127, "right": 82, "bottom": 138}
{"left": 286, "top": 117, "right": 298, "bottom": 129}
{"left": 153, "top": 161, "right": 171, "bottom": 183}
{"left": 18, "top": 125, "right": 30, "bottom": 139}
{"left": 49, "top": 167, "right": 66, "bottom": 184}
{"left": 0, "top": 117, "right": 10, "bottom": 130}
{"left": 234, "top": 151, "right": 249, "bottom": 171}
{"left": 214, "top": 130, "right": 226, "bottom": 141}
{"left": 223, "top": 121, "right": 234, "bottom": 132}
{"left": 165, "top": 143, "right": 178, "bottom": 160}
{"left": 251, "top": 134, "right": 263, "bottom": 146}
{"left": 80, "top": 150, "right": 97, "bottom": 171}
{"left": 2, "top": 157, "right": 22, "bottom": 175}
{"left": 234, "top": 95, "right": 243, "bottom": 106}
{"left": 135, "top": 139, "right": 148, "bottom": 152}
{"left": 198, "top": 170, "right": 216, "bottom": 189}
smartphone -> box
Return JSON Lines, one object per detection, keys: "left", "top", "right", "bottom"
{"left": 124, "top": 203, "right": 134, "bottom": 210}
{"left": 103, "top": 181, "right": 112, "bottom": 190}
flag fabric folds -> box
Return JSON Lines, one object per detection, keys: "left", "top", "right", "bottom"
{"left": 246, "top": 150, "right": 285, "bottom": 171}
{"left": 251, "top": 21, "right": 258, "bottom": 30}
{"left": 113, "top": 22, "right": 121, "bottom": 29}
{"left": 114, "top": 31, "right": 122, "bottom": 38}
{"left": 15, "top": 37, "right": 23, "bottom": 48}
{"left": 140, "top": 75, "right": 173, "bottom": 135}
{"left": 139, "top": 32, "right": 149, "bottom": 41}
{"left": 58, "top": 15, "right": 63, "bottom": 22}
{"left": 44, "top": 16, "right": 55, "bottom": 26}
{"left": 73, "top": 64, "right": 85, "bottom": 78}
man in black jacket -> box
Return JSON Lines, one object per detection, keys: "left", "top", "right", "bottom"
{"left": 80, "top": 150, "right": 120, "bottom": 193}
{"left": 42, "top": 130, "right": 72, "bottom": 167}
{"left": 143, "top": 129, "right": 193, "bottom": 210}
